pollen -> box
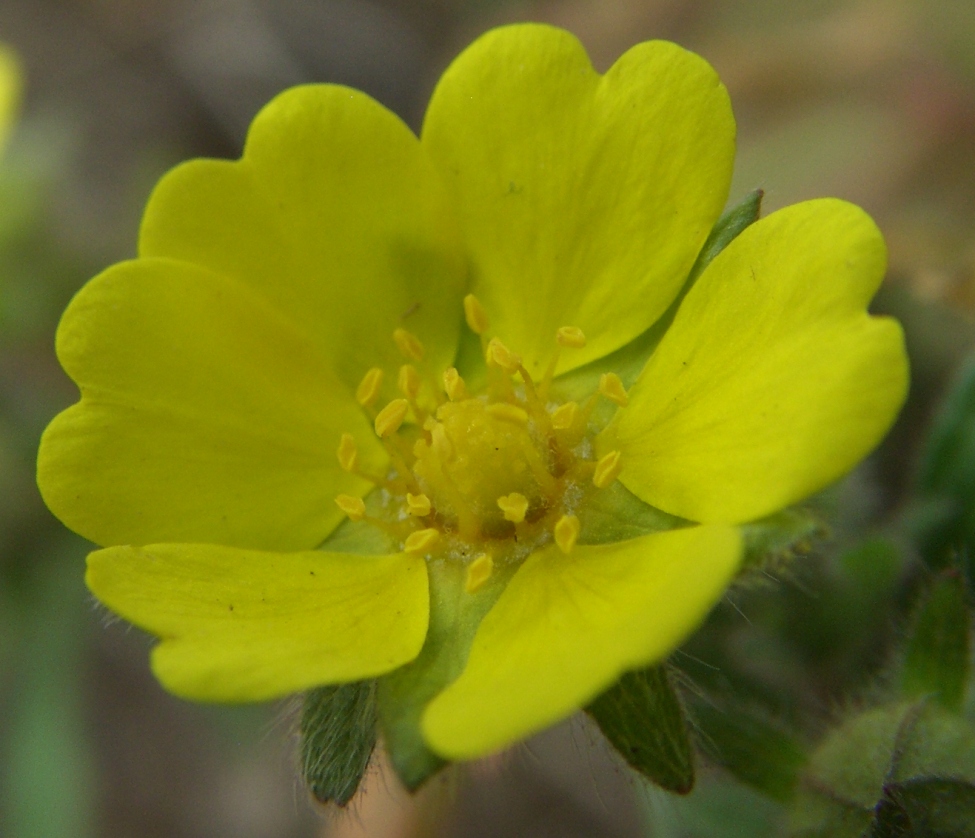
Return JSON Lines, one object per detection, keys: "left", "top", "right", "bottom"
{"left": 406, "top": 492, "right": 432, "bottom": 517}
{"left": 486, "top": 337, "right": 521, "bottom": 374}
{"left": 393, "top": 327, "right": 425, "bottom": 362}
{"left": 463, "top": 293, "right": 489, "bottom": 335}
{"left": 465, "top": 553, "right": 494, "bottom": 593}
{"left": 599, "top": 372, "right": 629, "bottom": 407}
{"left": 334, "top": 494, "right": 366, "bottom": 521}
{"left": 554, "top": 514, "right": 580, "bottom": 554}
{"left": 398, "top": 364, "right": 421, "bottom": 400}
{"left": 556, "top": 326, "right": 587, "bottom": 349}
{"left": 593, "top": 450, "right": 623, "bottom": 489}
{"left": 497, "top": 492, "right": 529, "bottom": 523}
{"left": 337, "top": 433, "right": 358, "bottom": 472}
{"left": 404, "top": 528, "right": 440, "bottom": 555}
{"left": 486, "top": 402, "right": 529, "bottom": 426}
{"left": 443, "top": 367, "right": 467, "bottom": 401}
{"left": 355, "top": 367, "right": 384, "bottom": 407}
{"left": 550, "top": 401, "right": 577, "bottom": 430}
{"left": 374, "top": 398, "right": 410, "bottom": 438}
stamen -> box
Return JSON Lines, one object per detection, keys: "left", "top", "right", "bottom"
{"left": 406, "top": 493, "right": 432, "bottom": 517}
{"left": 398, "top": 365, "right": 421, "bottom": 400}
{"left": 554, "top": 514, "right": 580, "bottom": 554}
{"left": 593, "top": 450, "right": 623, "bottom": 489}
{"left": 393, "top": 327, "right": 425, "bottom": 362}
{"left": 374, "top": 398, "right": 410, "bottom": 438}
{"left": 486, "top": 337, "right": 521, "bottom": 374}
{"left": 486, "top": 402, "right": 529, "bottom": 426}
{"left": 599, "top": 372, "right": 629, "bottom": 407}
{"left": 334, "top": 494, "right": 366, "bottom": 521}
{"left": 465, "top": 553, "right": 494, "bottom": 593}
{"left": 443, "top": 367, "right": 468, "bottom": 402}
{"left": 550, "top": 401, "right": 578, "bottom": 430}
{"left": 497, "top": 493, "right": 529, "bottom": 524}
{"left": 463, "top": 294, "right": 489, "bottom": 335}
{"left": 355, "top": 367, "right": 384, "bottom": 408}
{"left": 404, "top": 528, "right": 440, "bottom": 555}
{"left": 337, "top": 433, "right": 358, "bottom": 472}
{"left": 556, "top": 326, "right": 587, "bottom": 349}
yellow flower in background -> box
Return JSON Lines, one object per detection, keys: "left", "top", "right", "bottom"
{"left": 37, "top": 23, "right": 907, "bottom": 770}
{"left": 0, "top": 45, "right": 21, "bottom": 156}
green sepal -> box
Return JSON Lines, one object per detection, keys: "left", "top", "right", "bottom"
{"left": 554, "top": 189, "right": 764, "bottom": 403}
{"left": 586, "top": 665, "right": 695, "bottom": 794}
{"left": 901, "top": 570, "right": 971, "bottom": 711}
{"left": 739, "top": 507, "right": 824, "bottom": 576}
{"left": 577, "top": 480, "right": 686, "bottom": 545}
{"left": 691, "top": 700, "right": 807, "bottom": 802}
{"left": 376, "top": 558, "right": 517, "bottom": 790}
{"left": 915, "top": 353, "right": 975, "bottom": 575}
{"left": 300, "top": 680, "right": 377, "bottom": 807}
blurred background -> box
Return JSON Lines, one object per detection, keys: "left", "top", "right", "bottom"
{"left": 2, "top": 1, "right": 975, "bottom": 836}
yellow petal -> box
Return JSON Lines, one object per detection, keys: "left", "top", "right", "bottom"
{"left": 0, "top": 45, "right": 20, "bottom": 154}
{"left": 422, "top": 24, "right": 734, "bottom": 377}
{"left": 140, "top": 84, "right": 466, "bottom": 389}
{"left": 38, "top": 259, "right": 382, "bottom": 550}
{"left": 87, "top": 543, "right": 429, "bottom": 701}
{"left": 421, "top": 525, "right": 741, "bottom": 759}
{"left": 609, "top": 199, "right": 908, "bottom": 524}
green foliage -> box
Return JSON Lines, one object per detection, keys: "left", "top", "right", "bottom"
{"left": 901, "top": 570, "right": 970, "bottom": 711}
{"left": 587, "top": 665, "right": 695, "bottom": 794}
{"left": 790, "top": 701, "right": 975, "bottom": 837}
{"left": 692, "top": 700, "right": 807, "bottom": 802}
{"left": 300, "top": 681, "right": 377, "bottom": 806}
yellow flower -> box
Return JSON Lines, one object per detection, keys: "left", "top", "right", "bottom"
{"left": 37, "top": 24, "right": 907, "bottom": 774}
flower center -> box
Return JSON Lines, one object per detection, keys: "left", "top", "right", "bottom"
{"left": 333, "top": 295, "right": 629, "bottom": 593}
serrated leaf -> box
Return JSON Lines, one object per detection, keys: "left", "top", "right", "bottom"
{"left": 300, "top": 681, "right": 376, "bottom": 806}
{"left": 692, "top": 701, "right": 806, "bottom": 802}
{"left": 376, "top": 558, "right": 516, "bottom": 790}
{"left": 587, "top": 665, "right": 695, "bottom": 794}
{"left": 901, "top": 571, "right": 970, "bottom": 711}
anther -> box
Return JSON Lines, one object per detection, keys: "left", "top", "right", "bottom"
{"left": 556, "top": 326, "right": 587, "bottom": 349}
{"left": 465, "top": 553, "right": 494, "bottom": 593}
{"left": 463, "top": 294, "right": 489, "bottom": 335}
{"left": 374, "top": 398, "right": 410, "bottom": 438}
{"left": 404, "top": 528, "right": 440, "bottom": 555}
{"left": 550, "top": 401, "right": 578, "bottom": 430}
{"left": 334, "top": 494, "right": 366, "bottom": 521}
{"left": 486, "top": 402, "right": 529, "bottom": 426}
{"left": 486, "top": 337, "right": 521, "bottom": 374}
{"left": 593, "top": 450, "right": 623, "bottom": 489}
{"left": 337, "top": 433, "right": 358, "bottom": 472}
{"left": 393, "top": 328, "right": 425, "bottom": 362}
{"left": 599, "top": 372, "right": 629, "bottom": 407}
{"left": 406, "top": 493, "right": 432, "bottom": 517}
{"left": 355, "top": 367, "right": 384, "bottom": 408}
{"left": 398, "top": 364, "right": 421, "bottom": 400}
{"left": 497, "top": 493, "right": 529, "bottom": 524}
{"left": 443, "top": 367, "right": 467, "bottom": 402}
{"left": 554, "top": 514, "right": 581, "bottom": 554}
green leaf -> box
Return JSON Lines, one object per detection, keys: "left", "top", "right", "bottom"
{"left": 915, "top": 353, "right": 975, "bottom": 574}
{"left": 300, "top": 681, "right": 376, "bottom": 806}
{"left": 376, "top": 558, "right": 517, "bottom": 790}
{"left": 554, "top": 189, "right": 764, "bottom": 402}
{"left": 873, "top": 778, "right": 975, "bottom": 837}
{"left": 692, "top": 701, "right": 806, "bottom": 802}
{"left": 901, "top": 570, "right": 970, "bottom": 711}
{"left": 586, "top": 665, "right": 695, "bottom": 794}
